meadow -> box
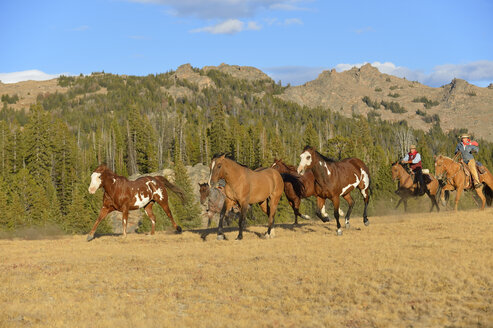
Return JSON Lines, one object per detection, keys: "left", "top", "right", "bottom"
{"left": 1, "top": 209, "right": 492, "bottom": 327}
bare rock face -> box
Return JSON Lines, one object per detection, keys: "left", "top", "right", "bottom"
{"left": 173, "top": 64, "right": 216, "bottom": 90}
{"left": 107, "top": 163, "right": 211, "bottom": 233}
{"left": 279, "top": 64, "right": 493, "bottom": 141}
{"left": 203, "top": 63, "right": 272, "bottom": 82}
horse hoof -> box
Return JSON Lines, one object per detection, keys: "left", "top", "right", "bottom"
{"left": 175, "top": 226, "right": 182, "bottom": 234}
{"left": 236, "top": 235, "right": 243, "bottom": 241}
{"left": 337, "top": 229, "right": 343, "bottom": 236}
{"left": 345, "top": 222, "right": 350, "bottom": 229}
{"left": 87, "top": 235, "right": 94, "bottom": 242}
{"left": 364, "top": 219, "right": 370, "bottom": 226}
{"left": 217, "top": 234, "right": 225, "bottom": 241}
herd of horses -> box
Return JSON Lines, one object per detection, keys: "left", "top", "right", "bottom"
{"left": 86, "top": 146, "right": 493, "bottom": 242}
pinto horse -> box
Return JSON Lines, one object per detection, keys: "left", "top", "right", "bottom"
{"left": 391, "top": 162, "right": 441, "bottom": 212}
{"left": 209, "top": 154, "right": 284, "bottom": 240}
{"left": 87, "top": 164, "right": 185, "bottom": 241}
{"left": 297, "top": 146, "right": 370, "bottom": 235}
{"left": 434, "top": 155, "right": 493, "bottom": 211}
{"left": 271, "top": 159, "right": 343, "bottom": 224}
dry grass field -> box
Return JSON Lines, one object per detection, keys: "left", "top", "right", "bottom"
{"left": 1, "top": 209, "right": 492, "bottom": 328}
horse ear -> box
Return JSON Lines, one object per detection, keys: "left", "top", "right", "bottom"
{"left": 220, "top": 154, "right": 226, "bottom": 159}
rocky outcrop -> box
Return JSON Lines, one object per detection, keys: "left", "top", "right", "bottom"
{"left": 203, "top": 63, "right": 272, "bottom": 82}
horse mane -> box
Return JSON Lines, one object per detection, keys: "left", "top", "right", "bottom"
{"left": 277, "top": 159, "right": 297, "bottom": 172}
{"left": 212, "top": 153, "right": 249, "bottom": 169}
{"left": 304, "top": 145, "right": 336, "bottom": 163}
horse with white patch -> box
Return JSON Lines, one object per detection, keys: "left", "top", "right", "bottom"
{"left": 297, "top": 146, "right": 370, "bottom": 235}
{"left": 87, "top": 164, "right": 186, "bottom": 241}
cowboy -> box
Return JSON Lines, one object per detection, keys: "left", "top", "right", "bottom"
{"left": 455, "top": 134, "right": 481, "bottom": 188}
{"left": 401, "top": 144, "right": 426, "bottom": 195}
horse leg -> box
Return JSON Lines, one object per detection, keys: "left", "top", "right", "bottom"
{"left": 395, "top": 197, "right": 403, "bottom": 210}
{"left": 331, "top": 197, "right": 343, "bottom": 236}
{"left": 156, "top": 199, "right": 182, "bottom": 234}
{"left": 266, "top": 196, "right": 280, "bottom": 238}
{"left": 475, "top": 186, "right": 486, "bottom": 210}
{"left": 217, "top": 198, "right": 234, "bottom": 240}
{"left": 121, "top": 208, "right": 129, "bottom": 238}
{"left": 87, "top": 206, "right": 113, "bottom": 241}
{"left": 316, "top": 197, "right": 330, "bottom": 222}
{"left": 144, "top": 203, "right": 157, "bottom": 235}
{"left": 342, "top": 193, "right": 354, "bottom": 229}
{"left": 236, "top": 203, "right": 248, "bottom": 240}
{"left": 454, "top": 188, "right": 463, "bottom": 211}
{"left": 403, "top": 199, "right": 408, "bottom": 212}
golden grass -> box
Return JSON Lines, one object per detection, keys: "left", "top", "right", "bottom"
{"left": 1, "top": 209, "right": 493, "bottom": 327}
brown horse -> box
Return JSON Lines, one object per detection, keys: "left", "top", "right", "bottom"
{"left": 434, "top": 155, "right": 493, "bottom": 210}
{"left": 87, "top": 164, "right": 185, "bottom": 241}
{"left": 271, "top": 159, "right": 343, "bottom": 224}
{"left": 209, "top": 154, "right": 284, "bottom": 240}
{"left": 391, "top": 162, "right": 440, "bottom": 212}
{"left": 297, "top": 146, "right": 370, "bottom": 235}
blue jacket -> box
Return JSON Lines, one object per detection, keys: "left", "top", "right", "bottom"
{"left": 455, "top": 141, "right": 479, "bottom": 163}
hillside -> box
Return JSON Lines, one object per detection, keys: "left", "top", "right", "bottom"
{"left": 279, "top": 64, "right": 493, "bottom": 141}
{"left": 2, "top": 63, "right": 492, "bottom": 140}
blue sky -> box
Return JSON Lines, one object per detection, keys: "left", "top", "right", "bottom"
{"left": 1, "top": 0, "right": 492, "bottom": 87}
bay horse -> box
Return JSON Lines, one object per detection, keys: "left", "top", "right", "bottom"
{"left": 87, "top": 164, "right": 185, "bottom": 241}
{"left": 271, "top": 159, "right": 343, "bottom": 224}
{"left": 391, "top": 162, "right": 440, "bottom": 212}
{"left": 434, "top": 155, "right": 493, "bottom": 211}
{"left": 297, "top": 146, "right": 370, "bottom": 235}
{"left": 209, "top": 154, "right": 284, "bottom": 240}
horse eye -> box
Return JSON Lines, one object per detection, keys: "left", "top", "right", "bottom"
{"left": 217, "top": 164, "right": 222, "bottom": 169}
{"left": 307, "top": 156, "right": 311, "bottom": 160}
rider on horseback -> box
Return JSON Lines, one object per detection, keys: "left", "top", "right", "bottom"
{"left": 401, "top": 144, "right": 426, "bottom": 196}
{"left": 455, "top": 134, "right": 482, "bottom": 189}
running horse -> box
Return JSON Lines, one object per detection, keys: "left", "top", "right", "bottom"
{"left": 209, "top": 154, "right": 284, "bottom": 240}
{"left": 87, "top": 164, "right": 186, "bottom": 241}
{"left": 271, "top": 159, "right": 343, "bottom": 224}
{"left": 434, "top": 155, "right": 493, "bottom": 211}
{"left": 391, "top": 162, "right": 441, "bottom": 212}
{"left": 297, "top": 146, "right": 370, "bottom": 235}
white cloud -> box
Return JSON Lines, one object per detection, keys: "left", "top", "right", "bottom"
{"left": 284, "top": 18, "right": 302, "bottom": 25}
{"left": 0, "top": 70, "right": 67, "bottom": 84}
{"left": 129, "top": 0, "right": 310, "bottom": 19}
{"left": 191, "top": 19, "right": 261, "bottom": 34}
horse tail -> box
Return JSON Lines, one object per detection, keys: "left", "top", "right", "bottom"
{"left": 484, "top": 184, "right": 493, "bottom": 207}
{"left": 155, "top": 176, "right": 186, "bottom": 203}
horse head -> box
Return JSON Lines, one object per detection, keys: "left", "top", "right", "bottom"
{"left": 434, "top": 155, "right": 449, "bottom": 181}
{"left": 198, "top": 182, "right": 210, "bottom": 205}
{"left": 391, "top": 161, "right": 407, "bottom": 181}
{"left": 297, "top": 146, "right": 315, "bottom": 175}
{"left": 88, "top": 163, "right": 109, "bottom": 194}
{"left": 209, "top": 154, "right": 228, "bottom": 188}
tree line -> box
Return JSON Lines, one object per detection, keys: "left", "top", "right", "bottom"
{"left": 1, "top": 68, "right": 492, "bottom": 234}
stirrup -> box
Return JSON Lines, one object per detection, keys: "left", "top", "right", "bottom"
{"left": 474, "top": 183, "right": 482, "bottom": 189}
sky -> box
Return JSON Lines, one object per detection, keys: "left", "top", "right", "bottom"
{"left": 1, "top": 0, "right": 492, "bottom": 87}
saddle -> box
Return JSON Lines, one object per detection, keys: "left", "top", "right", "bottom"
{"left": 459, "top": 161, "right": 485, "bottom": 189}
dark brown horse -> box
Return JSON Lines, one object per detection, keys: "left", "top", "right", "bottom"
{"left": 271, "top": 159, "right": 343, "bottom": 224}
{"left": 297, "top": 146, "right": 370, "bottom": 235}
{"left": 87, "top": 164, "right": 185, "bottom": 241}
{"left": 391, "top": 162, "right": 441, "bottom": 212}
{"left": 209, "top": 154, "right": 284, "bottom": 240}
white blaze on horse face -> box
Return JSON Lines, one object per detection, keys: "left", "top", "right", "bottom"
{"left": 88, "top": 173, "right": 102, "bottom": 194}
{"left": 340, "top": 173, "right": 361, "bottom": 196}
{"left": 134, "top": 193, "right": 150, "bottom": 208}
{"left": 360, "top": 168, "right": 369, "bottom": 198}
{"left": 297, "top": 151, "right": 312, "bottom": 174}
{"left": 208, "top": 160, "right": 216, "bottom": 185}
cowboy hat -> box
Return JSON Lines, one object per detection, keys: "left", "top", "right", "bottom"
{"left": 459, "top": 134, "right": 470, "bottom": 139}
{"left": 410, "top": 144, "right": 416, "bottom": 149}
